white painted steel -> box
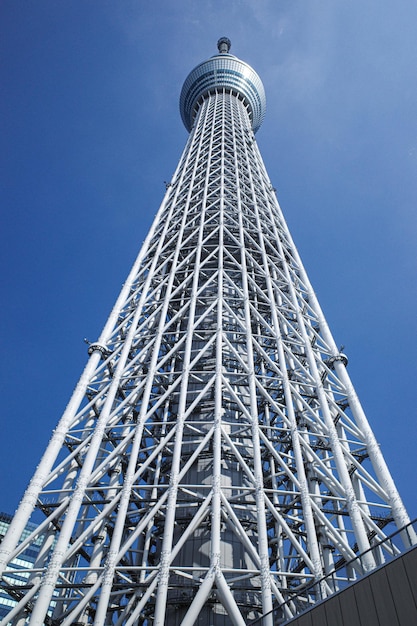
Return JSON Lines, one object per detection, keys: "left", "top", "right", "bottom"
{"left": 0, "top": 41, "right": 412, "bottom": 625}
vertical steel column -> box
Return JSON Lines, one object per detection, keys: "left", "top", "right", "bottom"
{"left": 234, "top": 100, "right": 324, "bottom": 586}
{"left": 153, "top": 94, "right": 217, "bottom": 625}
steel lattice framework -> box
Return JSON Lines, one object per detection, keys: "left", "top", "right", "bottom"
{"left": 0, "top": 39, "right": 413, "bottom": 626}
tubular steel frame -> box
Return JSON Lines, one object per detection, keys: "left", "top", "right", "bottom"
{"left": 0, "top": 44, "right": 413, "bottom": 626}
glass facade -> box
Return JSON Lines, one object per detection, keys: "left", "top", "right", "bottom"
{"left": 0, "top": 513, "right": 44, "bottom": 619}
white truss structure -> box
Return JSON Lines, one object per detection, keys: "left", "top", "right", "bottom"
{"left": 0, "top": 40, "right": 413, "bottom": 626}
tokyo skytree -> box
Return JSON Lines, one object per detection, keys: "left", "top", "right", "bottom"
{"left": 0, "top": 38, "right": 413, "bottom": 626}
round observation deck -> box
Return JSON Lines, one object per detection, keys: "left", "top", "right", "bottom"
{"left": 180, "top": 38, "right": 266, "bottom": 134}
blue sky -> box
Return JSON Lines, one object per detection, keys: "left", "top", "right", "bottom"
{"left": 1, "top": 1, "right": 416, "bottom": 519}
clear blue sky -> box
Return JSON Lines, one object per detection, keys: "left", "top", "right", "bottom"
{"left": 1, "top": 1, "right": 416, "bottom": 519}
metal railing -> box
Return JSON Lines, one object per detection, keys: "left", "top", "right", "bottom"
{"left": 249, "top": 518, "right": 417, "bottom": 625}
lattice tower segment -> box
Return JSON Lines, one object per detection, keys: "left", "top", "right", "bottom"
{"left": 0, "top": 38, "right": 413, "bottom": 626}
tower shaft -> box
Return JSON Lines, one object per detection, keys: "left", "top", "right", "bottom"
{"left": 0, "top": 42, "right": 412, "bottom": 626}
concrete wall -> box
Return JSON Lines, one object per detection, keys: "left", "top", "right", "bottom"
{"left": 285, "top": 545, "right": 417, "bottom": 626}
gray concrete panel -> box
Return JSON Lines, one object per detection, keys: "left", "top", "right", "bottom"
{"left": 294, "top": 610, "right": 313, "bottom": 626}
{"left": 369, "top": 567, "right": 400, "bottom": 626}
{"left": 306, "top": 602, "right": 327, "bottom": 625}
{"left": 352, "top": 577, "right": 380, "bottom": 626}
{"left": 339, "top": 586, "right": 362, "bottom": 626}
{"left": 324, "top": 594, "right": 344, "bottom": 626}
{"left": 387, "top": 555, "right": 417, "bottom": 624}
{"left": 402, "top": 547, "right": 417, "bottom": 608}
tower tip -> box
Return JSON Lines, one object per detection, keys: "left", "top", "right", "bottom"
{"left": 217, "top": 37, "right": 231, "bottom": 54}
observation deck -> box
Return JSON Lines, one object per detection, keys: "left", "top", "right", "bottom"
{"left": 180, "top": 37, "right": 266, "bottom": 133}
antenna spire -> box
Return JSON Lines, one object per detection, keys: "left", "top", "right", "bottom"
{"left": 217, "top": 37, "right": 231, "bottom": 53}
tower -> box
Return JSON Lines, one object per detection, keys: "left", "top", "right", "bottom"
{"left": 0, "top": 37, "right": 413, "bottom": 625}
